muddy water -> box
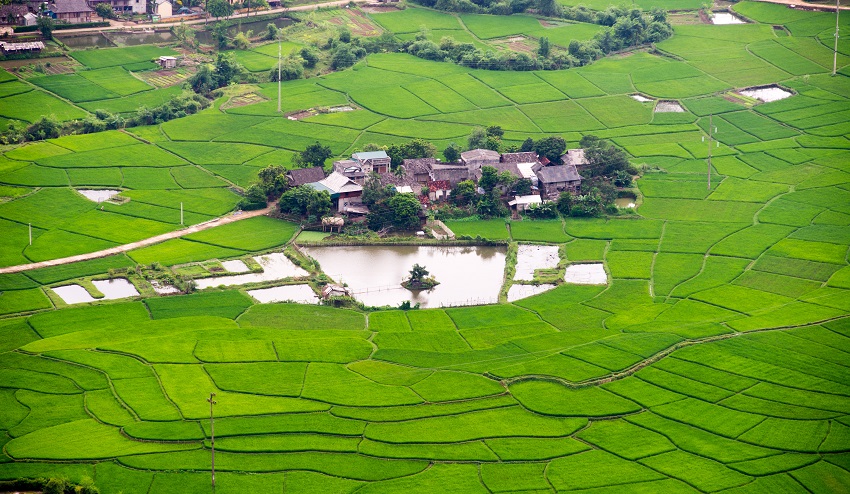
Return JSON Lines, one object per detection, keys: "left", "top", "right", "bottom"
{"left": 711, "top": 12, "right": 746, "bottom": 24}
{"left": 248, "top": 284, "right": 319, "bottom": 304}
{"left": 194, "top": 17, "right": 292, "bottom": 45}
{"left": 105, "top": 30, "right": 175, "bottom": 46}
{"left": 77, "top": 189, "right": 120, "bottom": 202}
{"left": 56, "top": 33, "right": 116, "bottom": 49}
{"left": 302, "top": 245, "right": 507, "bottom": 308}
{"left": 514, "top": 244, "right": 559, "bottom": 281}
{"left": 195, "top": 252, "right": 308, "bottom": 289}
{"left": 615, "top": 197, "right": 636, "bottom": 208}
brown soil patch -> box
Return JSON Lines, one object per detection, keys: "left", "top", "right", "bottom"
{"left": 224, "top": 92, "right": 268, "bottom": 109}
{"left": 361, "top": 4, "right": 399, "bottom": 12}
{"left": 7, "top": 58, "right": 80, "bottom": 79}
{"left": 327, "top": 9, "right": 381, "bottom": 36}
{"left": 492, "top": 35, "right": 536, "bottom": 55}
{"left": 139, "top": 69, "right": 189, "bottom": 88}
{"left": 287, "top": 109, "right": 317, "bottom": 120}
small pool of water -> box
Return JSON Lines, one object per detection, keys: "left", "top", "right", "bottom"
{"left": 712, "top": 12, "right": 746, "bottom": 24}
{"left": 221, "top": 260, "right": 250, "bottom": 273}
{"left": 514, "top": 245, "right": 560, "bottom": 281}
{"left": 77, "top": 189, "right": 121, "bottom": 202}
{"left": 615, "top": 197, "right": 636, "bottom": 208}
{"left": 56, "top": 33, "right": 115, "bottom": 49}
{"left": 303, "top": 245, "right": 506, "bottom": 308}
{"left": 248, "top": 284, "right": 319, "bottom": 304}
{"left": 507, "top": 283, "right": 556, "bottom": 302}
{"left": 564, "top": 263, "right": 607, "bottom": 285}
{"left": 150, "top": 280, "right": 180, "bottom": 295}
{"left": 53, "top": 285, "right": 97, "bottom": 304}
{"left": 739, "top": 86, "right": 793, "bottom": 103}
{"left": 631, "top": 94, "right": 653, "bottom": 103}
{"left": 195, "top": 252, "right": 308, "bottom": 289}
{"left": 104, "top": 30, "right": 175, "bottom": 46}
{"left": 92, "top": 278, "right": 139, "bottom": 299}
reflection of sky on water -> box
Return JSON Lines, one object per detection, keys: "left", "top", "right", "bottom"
{"left": 303, "top": 246, "right": 507, "bottom": 308}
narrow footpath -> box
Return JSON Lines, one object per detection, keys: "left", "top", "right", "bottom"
{"left": 0, "top": 204, "right": 275, "bottom": 275}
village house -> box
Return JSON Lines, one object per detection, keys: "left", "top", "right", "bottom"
{"left": 0, "top": 40, "right": 44, "bottom": 55}
{"left": 561, "top": 148, "right": 588, "bottom": 168}
{"left": 401, "top": 157, "right": 436, "bottom": 185}
{"left": 158, "top": 55, "right": 177, "bottom": 69}
{"left": 429, "top": 164, "right": 469, "bottom": 187}
{"left": 0, "top": 4, "right": 29, "bottom": 25}
{"left": 50, "top": 0, "right": 93, "bottom": 23}
{"left": 352, "top": 150, "right": 391, "bottom": 174}
{"left": 536, "top": 163, "right": 582, "bottom": 200}
{"left": 91, "top": 0, "right": 145, "bottom": 15}
{"left": 428, "top": 180, "right": 451, "bottom": 202}
{"left": 23, "top": 12, "right": 37, "bottom": 25}
{"left": 333, "top": 159, "right": 366, "bottom": 183}
{"left": 508, "top": 194, "right": 542, "bottom": 213}
{"left": 307, "top": 171, "right": 364, "bottom": 213}
{"left": 460, "top": 148, "right": 499, "bottom": 170}
{"left": 286, "top": 166, "right": 325, "bottom": 187}
{"left": 154, "top": 0, "right": 171, "bottom": 18}
{"left": 500, "top": 151, "right": 539, "bottom": 165}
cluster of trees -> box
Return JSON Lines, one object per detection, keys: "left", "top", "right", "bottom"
{"left": 462, "top": 126, "right": 566, "bottom": 163}
{"left": 0, "top": 94, "right": 209, "bottom": 145}
{"left": 278, "top": 185, "right": 332, "bottom": 220}
{"left": 361, "top": 174, "right": 423, "bottom": 231}
{"left": 188, "top": 52, "right": 246, "bottom": 94}
{"left": 238, "top": 142, "right": 332, "bottom": 210}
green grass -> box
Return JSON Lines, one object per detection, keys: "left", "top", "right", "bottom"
{"left": 183, "top": 216, "right": 297, "bottom": 251}
{"left": 145, "top": 290, "right": 253, "bottom": 319}
{"left": 0, "top": 90, "right": 88, "bottom": 122}
{"left": 70, "top": 45, "right": 178, "bottom": 69}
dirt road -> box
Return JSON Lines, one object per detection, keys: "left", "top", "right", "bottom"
{"left": 0, "top": 204, "right": 275, "bottom": 275}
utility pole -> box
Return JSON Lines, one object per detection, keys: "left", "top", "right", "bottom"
{"left": 28, "top": 223, "right": 31, "bottom": 246}
{"left": 277, "top": 33, "right": 282, "bottom": 113}
{"left": 180, "top": 202, "right": 184, "bottom": 226}
{"left": 834, "top": 0, "right": 840, "bottom": 76}
{"left": 207, "top": 393, "right": 217, "bottom": 489}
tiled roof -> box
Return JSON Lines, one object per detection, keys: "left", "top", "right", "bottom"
{"left": 501, "top": 151, "right": 538, "bottom": 164}
{"left": 287, "top": 166, "right": 326, "bottom": 186}
{"left": 352, "top": 151, "right": 389, "bottom": 161}
{"left": 461, "top": 148, "right": 499, "bottom": 161}
{"left": 537, "top": 164, "right": 582, "bottom": 183}
{"left": 51, "top": 0, "right": 93, "bottom": 14}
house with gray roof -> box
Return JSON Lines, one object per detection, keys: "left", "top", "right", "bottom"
{"left": 561, "top": 148, "right": 588, "bottom": 167}
{"left": 50, "top": 0, "right": 93, "bottom": 23}
{"left": 307, "top": 171, "right": 363, "bottom": 213}
{"left": 460, "top": 149, "right": 500, "bottom": 170}
{"left": 536, "top": 164, "right": 582, "bottom": 200}
{"left": 287, "top": 166, "right": 325, "bottom": 187}
{"left": 352, "top": 151, "right": 391, "bottom": 174}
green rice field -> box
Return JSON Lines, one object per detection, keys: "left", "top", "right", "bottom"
{"left": 0, "top": 1, "right": 848, "bottom": 492}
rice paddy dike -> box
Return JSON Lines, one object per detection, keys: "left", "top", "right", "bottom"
{"left": 0, "top": 0, "right": 849, "bottom": 491}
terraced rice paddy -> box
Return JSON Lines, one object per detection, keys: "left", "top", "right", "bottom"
{"left": 0, "top": 1, "right": 848, "bottom": 492}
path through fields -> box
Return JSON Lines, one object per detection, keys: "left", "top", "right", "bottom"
{"left": 0, "top": 204, "right": 275, "bottom": 275}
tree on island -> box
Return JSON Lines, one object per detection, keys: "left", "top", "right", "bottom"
{"left": 402, "top": 264, "right": 439, "bottom": 291}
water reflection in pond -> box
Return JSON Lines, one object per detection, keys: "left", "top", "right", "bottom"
{"left": 248, "top": 284, "right": 319, "bottom": 304}
{"left": 56, "top": 33, "right": 115, "bottom": 49}
{"left": 711, "top": 12, "right": 746, "bottom": 24}
{"left": 104, "top": 30, "right": 175, "bottom": 46}
{"left": 195, "top": 252, "right": 307, "bottom": 289}
{"left": 302, "top": 245, "right": 507, "bottom": 308}
{"left": 195, "top": 17, "right": 292, "bottom": 45}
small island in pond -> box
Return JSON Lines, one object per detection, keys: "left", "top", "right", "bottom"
{"left": 402, "top": 264, "right": 440, "bottom": 291}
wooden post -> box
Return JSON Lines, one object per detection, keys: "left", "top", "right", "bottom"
{"left": 28, "top": 223, "right": 31, "bottom": 246}
{"left": 277, "top": 35, "right": 282, "bottom": 113}
{"left": 834, "top": 0, "right": 841, "bottom": 76}
{"left": 180, "top": 202, "right": 184, "bottom": 225}
{"left": 707, "top": 114, "right": 713, "bottom": 191}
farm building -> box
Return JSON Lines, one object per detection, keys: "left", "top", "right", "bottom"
{"left": 0, "top": 41, "right": 44, "bottom": 54}
{"left": 334, "top": 159, "right": 366, "bottom": 182}
{"left": 536, "top": 164, "right": 582, "bottom": 199}
{"left": 322, "top": 284, "right": 351, "bottom": 299}
{"left": 402, "top": 157, "right": 437, "bottom": 184}
{"left": 428, "top": 180, "right": 451, "bottom": 202}
{"left": 155, "top": 0, "right": 171, "bottom": 17}
{"left": 50, "top": 0, "right": 93, "bottom": 23}
{"left": 561, "top": 148, "right": 588, "bottom": 167}
{"left": 94, "top": 0, "right": 145, "bottom": 15}
{"left": 429, "top": 164, "right": 469, "bottom": 186}
{"left": 352, "top": 150, "right": 391, "bottom": 174}
{"left": 307, "top": 171, "right": 363, "bottom": 213}
{"left": 500, "top": 151, "right": 539, "bottom": 165}
{"left": 508, "top": 194, "right": 542, "bottom": 212}
{"left": 157, "top": 55, "right": 177, "bottom": 69}
{"left": 0, "top": 4, "right": 28, "bottom": 25}
{"left": 287, "top": 166, "right": 325, "bottom": 187}
{"left": 23, "top": 12, "right": 36, "bottom": 25}
{"left": 461, "top": 148, "right": 500, "bottom": 170}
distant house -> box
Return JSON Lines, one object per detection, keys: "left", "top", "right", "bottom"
{"left": 158, "top": 55, "right": 177, "bottom": 69}
{"left": 0, "top": 4, "right": 29, "bottom": 25}
{"left": 460, "top": 149, "right": 499, "bottom": 170}
{"left": 23, "top": 12, "right": 37, "bottom": 25}
{"left": 561, "top": 148, "right": 588, "bottom": 168}
{"left": 322, "top": 284, "right": 351, "bottom": 299}
{"left": 536, "top": 164, "right": 582, "bottom": 200}
{"left": 0, "top": 41, "right": 44, "bottom": 54}
{"left": 50, "top": 0, "right": 93, "bottom": 23}
{"left": 428, "top": 180, "right": 451, "bottom": 202}
{"left": 333, "top": 159, "right": 365, "bottom": 182}
{"left": 402, "top": 157, "right": 436, "bottom": 185}
{"left": 155, "top": 0, "right": 171, "bottom": 17}
{"left": 307, "top": 171, "right": 363, "bottom": 213}
{"left": 429, "top": 164, "right": 469, "bottom": 187}
{"left": 352, "top": 151, "right": 391, "bottom": 174}
{"left": 94, "top": 0, "right": 144, "bottom": 15}
{"left": 287, "top": 166, "right": 325, "bottom": 187}
{"left": 500, "top": 151, "right": 539, "bottom": 165}
{"left": 508, "top": 194, "right": 542, "bottom": 212}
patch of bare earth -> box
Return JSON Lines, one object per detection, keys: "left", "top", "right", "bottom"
{"left": 361, "top": 4, "right": 400, "bottom": 13}
{"left": 224, "top": 92, "right": 269, "bottom": 109}
{"left": 328, "top": 9, "right": 381, "bottom": 36}
{"left": 492, "top": 35, "right": 536, "bottom": 55}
